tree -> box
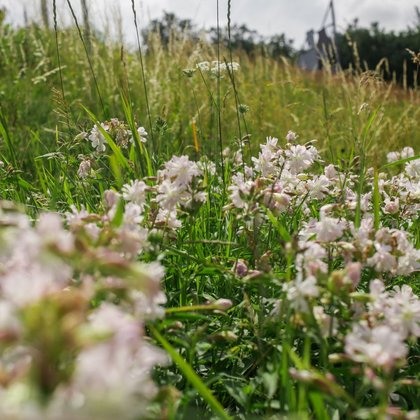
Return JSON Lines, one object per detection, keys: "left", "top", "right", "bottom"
{"left": 141, "top": 12, "right": 197, "bottom": 48}
{"left": 335, "top": 21, "right": 420, "bottom": 87}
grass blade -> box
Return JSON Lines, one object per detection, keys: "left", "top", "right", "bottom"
{"left": 150, "top": 325, "right": 231, "bottom": 420}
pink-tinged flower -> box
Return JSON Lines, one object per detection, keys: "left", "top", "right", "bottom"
{"left": 297, "top": 241, "right": 328, "bottom": 275}
{"left": 367, "top": 244, "right": 397, "bottom": 273}
{"left": 383, "top": 198, "right": 399, "bottom": 215}
{"left": 405, "top": 159, "right": 420, "bottom": 179}
{"left": 345, "top": 323, "right": 407, "bottom": 371}
{"left": 388, "top": 285, "right": 420, "bottom": 337}
{"left": 1, "top": 257, "right": 73, "bottom": 307}
{"left": 307, "top": 175, "right": 330, "bottom": 199}
{"left": 345, "top": 262, "right": 362, "bottom": 288}
{"left": 401, "top": 147, "right": 415, "bottom": 159}
{"left": 315, "top": 216, "right": 345, "bottom": 242}
{"left": 387, "top": 151, "right": 400, "bottom": 163}
{"left": 131, "top": 289, "right": 167, "bottom": 320}
{"left": 103, "top": 189, "right": 120, "bottom": 209}
{"left": 37, "top": 213, "right": 75, "bottom": 254}
{"left": 155, "top": 208, "right": 182, "bottom": 229}
{"left": 324, "top": 164, "right": 338, "bottom": 180}
{"left": 286, "top": 131, "right": 297, "bottom": 142}
{"left": 233, "top": 259, "right": 248, "bottom": 277}
{"left": 123, "top": 203, "right": 143, "bottom": 227}
{"left": 118, "top": 225, "right": 149, "bottom": 257}
{"left": 0, "top": 301, "right": 21, "bottom": 338}
{"left": 213, "top": 298, "right": 233, "bottom": 310}
{"left": 74, "top": 303, "right": 168, "bottom": 404}
{"left": 77, "top": 160, "right": 91, "bottom": 178}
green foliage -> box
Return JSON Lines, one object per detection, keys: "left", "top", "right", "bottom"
{"left": 336, "top": 21, "right": 420, "bottom": 87}
{"left": 0, "top": 9, "right": 419, "bottom": 419}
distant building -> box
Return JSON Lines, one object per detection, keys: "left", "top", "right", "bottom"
{"left": 297, "top": 30, "right": 319, "bottom": 71}
{"left": 297, "top": 1, "right": 340, "bottom": 73}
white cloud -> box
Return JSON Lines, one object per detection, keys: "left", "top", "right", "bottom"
{"left": 0, "top": 0, "right": 418, "bottom": 46}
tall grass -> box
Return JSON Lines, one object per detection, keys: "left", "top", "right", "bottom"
{"left": 0, "top": 7, "right": 419, "bottom": 419}
{"left": 0, "top": 18, "right": 418, "bottom": 183}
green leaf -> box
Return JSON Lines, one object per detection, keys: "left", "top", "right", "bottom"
{"left": 380, "top": 154, "right": 420, "bottom": 170}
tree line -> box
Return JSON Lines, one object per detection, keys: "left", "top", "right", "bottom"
{"left": 143, "top": 11, "right": 420, "bottom": 87}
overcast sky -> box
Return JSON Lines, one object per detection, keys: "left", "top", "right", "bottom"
{"left": 0, "top": 0, "right": 418, "bottom": 47}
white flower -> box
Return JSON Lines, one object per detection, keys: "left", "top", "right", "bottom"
{"left": 286, "top": 275, "right": 319, "bottom": 312}
{"left": 351, "top": 216, "right": 374, "bottom": 247}
{"left": 405, "top": 158, "right": 420, "bottom": 179}
{"left": 129, "top": 127, "right": 148, "bottom": 144}
{"left": 387, "top": 151, "right": 400, "bottom": 163}
{"left": 197, "top": 159, "right": 216, "bottom": 176}
{"left": 367, "top": 244, "right": 397, "bottom": 273}
{"left": 345, "top": 323, "right": 407, "bottom": 370}
{"left": 74, "top": 303, "right": 167, "bottom": 401}
{"left": 401, "top": 147, "right": 415, "bottom": 159}
{"left": 155, "top": 208, "right": 182, "bottom": 229}
{"left": 137, "top": 126, "right": 148, "bottom": 143}
{"left": 196, "top": 61, "right": 210, "bottom": 72}
{"left": 285, "top": 145, "right": 316, "bottom": 174}
{"left": 122, "top": 180, "right": 147, "bottom": 209}
{"left": 228, "top": 173, "right": 255, "bottom": 209}
{"left": 123, "top": 203, "right": 143, "bottom": 227}
{"left": 315, "top": 216, "right": 345, "bottom": 242}
{"left": 307, "top": 175, "right": 330, "bottom": 199}
{"left": 162, "top": 155, "right": 201, "bottom": 187}
{"left": 156, "top": 179, "right": 188, "bottom": 211}
{"left": 367, "top": 279, "right": 389, "bottom": 318}
{"left": 396, "top": 247, "right": 420, "bottom": 275}
{"left": 211, "top": 61, "right": 225, "bottom": 74}
{"left": 226, "top": 61, "right": 240, "bottom": 71}
{"left": 388, "top": 285, "right": 420, "bottom": 337}
{"left": 88, "top": 124, "right": 108, "bottom": 152}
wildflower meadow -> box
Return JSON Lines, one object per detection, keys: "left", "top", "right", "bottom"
{"left": 0, "top": 2, "right": 419, "bottom": 419}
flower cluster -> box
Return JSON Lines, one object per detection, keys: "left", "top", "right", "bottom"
{"left": 155, "top": 155, "right": 207, "bottom": 226}
{"left": 345, "top": 280, "right": 420, "bottom": 371}
{"left": 85, "top": 118, "right": 148, "bottom": 154}
{"left": 0, "top": 201, "right": 167, "bottom": 417}
{"left": 196, "top": 60, "right": 240, "bottom": 75}
{"left": 225, "top": 137, "right": 419, "bottom": 385}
